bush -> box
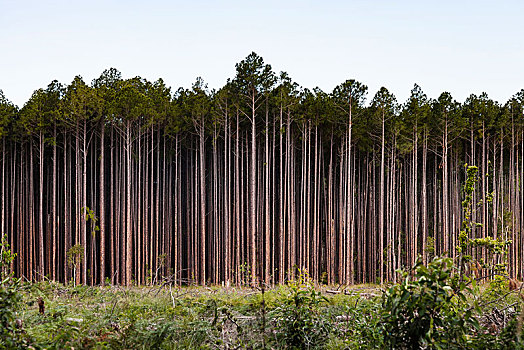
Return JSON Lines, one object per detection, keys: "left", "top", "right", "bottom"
{"left": 270, "top": 272, "right": 331, "bottom": 349}
{"left": 0, "top": 234, "right": 28, "bottom": 349}
{"left": 382, "top": 256, "right": 478, "bottom": 349}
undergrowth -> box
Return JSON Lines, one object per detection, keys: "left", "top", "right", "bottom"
{"left": 0, "top": 273, "right": 517, "bottom": 349}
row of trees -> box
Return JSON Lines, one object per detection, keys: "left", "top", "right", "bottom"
{"left": 1, "top": 52, "right": 523, "bottom": 285}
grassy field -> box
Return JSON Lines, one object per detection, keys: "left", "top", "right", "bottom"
{"left": 6, "top": 275, "right": 524, "bottom": 349}
{"left": 14, "top": 280, "right": 382, "bottom": 349}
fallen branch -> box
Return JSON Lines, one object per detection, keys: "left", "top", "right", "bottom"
{"left": 325, "top": 290, "right": 341, "bottom": 294}
{"left": 468, "top": 282, "right": 524, "bottom": 312}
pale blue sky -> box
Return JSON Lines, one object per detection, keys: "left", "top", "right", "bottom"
{"left": 1, "top": 0, "right": 523, "bottom": 107}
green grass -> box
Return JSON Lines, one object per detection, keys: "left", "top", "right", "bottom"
{"left": 8, "top": 280, "right": 524, "bottom": 349}
{"left": 12, "top": 282, "right": 378, "bottom": 349}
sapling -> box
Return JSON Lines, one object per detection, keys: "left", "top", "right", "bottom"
{"left": 457, "top": 165, "right": 511, "bottom": 285}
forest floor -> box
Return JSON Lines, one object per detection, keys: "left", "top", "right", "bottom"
{"left": 16, "top": 281, "right": 381, "bottom": 349}
{"left": 11, "top": 279, "right": 524, "bottom": 349}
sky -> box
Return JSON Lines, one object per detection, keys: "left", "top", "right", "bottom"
{"left": 1, "top": 0, "right": 524, "bottom": 107}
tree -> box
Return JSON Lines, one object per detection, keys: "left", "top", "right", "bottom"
{"left": 400, "top": 84, "right": 430, "bottom": 269}
{"left": 92, "top": 68, "right": 122, "bottom": 285}
{"left": 233, "top": 52, "right": 275, "bottom": 284}
{"left": 179, "top": 78, "right": 212, "bottom": 284}
{"left": 430, "top": 92, "right": 462, "bottom": 259}
{"left": 370, "top": 87, "right": 397, "bottom": 282}
{"left": 63, "top": 76, "right": 99, "bottom": 284}
{"left": 331, "top": 79, "right": 367, "bottom": 283}
{"left": 0, "top": 91, "right": 17, "bottom": 248}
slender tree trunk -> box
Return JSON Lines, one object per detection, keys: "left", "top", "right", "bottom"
{"left": 443, "top": 120, "right": 449, "bottom": 256}
{"left": 125, "top": 121, "right": 132, "bottom": 285}
{"left": 38, "top": 133, "right": 44, "bottom": 280}
{"left": 99, "top": 123, "right": 105, "bottom": 284}
{"left": 199, "top": 118, "right": 206, "bottom": 285}
{"left": 265, "top": 101, "right": 270, "bottom": 284}
{"left": 52, "top": 127, "right": 57, "bottom": 280}
{"left": 250, "top": 91, "right": 257, "bottom": 284}
{"left": 421, "top": 129, "right": 427, "bottom": 263}
{"left": 379, "top": 112, "right": 385, "bottom": 283}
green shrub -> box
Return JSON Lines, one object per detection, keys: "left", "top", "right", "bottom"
{"left": 0, "top": 234, "right": 29, "bottom": 349}
{"left": 270, "top": 272, "right": 331, "bottom": 349}
{"left": 382, "top": 256, "right": 478, "bottom": 349}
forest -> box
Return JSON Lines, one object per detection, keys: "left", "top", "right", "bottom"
{"left": 0, "top": 52, "right": 523, "bottom": 287}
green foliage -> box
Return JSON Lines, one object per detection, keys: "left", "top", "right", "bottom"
{"left": 0, "top": 90, "right": 17, "bottom": 138}
{"left": 67, "top": 244, "right": 84, "bottom": 269}
{"left": 6, "top": 277, "right": 524, "bottom": 349}
{"left": 83, "top": 206, "right": 100, "bottom": 237}
{"left": 0, "top": 235, "right": 15, "bottom": 282}
{"left": 378, "top": 165, "right": 523, "bottom": 349}
{"left": 425, "top": 236, "right": 436, "bottom": 260}
{"left": 234, "top": 52, "right": 276, "bottom": 97}
{"left": 329, "top": 297, "right": 384, "bottom": 349}
{"left": 0, "top": 234, "right": 28, "bottom": 349}
{"left": 270, "top": 271, "right": 331, "bottom": 349}
{"left": 382, "top": 256, "right": 479, "bottom": 349}
{"left": 237, "top": 262, "right": 252, "bottom": 286}
{"left": 458, "top": 165, "right": 511, "bottom": 283}
{"left": 67, "top": 244, "right": 84, "bottom": 285}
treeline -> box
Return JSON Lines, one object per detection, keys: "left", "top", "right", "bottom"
{"left": 0, "top": 52, "right": 523, "bottom": 286}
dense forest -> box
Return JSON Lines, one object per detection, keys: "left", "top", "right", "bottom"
{"left": 1, "top": 52, "right": 523, "bottom": 286}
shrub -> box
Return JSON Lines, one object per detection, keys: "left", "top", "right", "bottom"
{"left": 270, "top": 271, "right": 331, "bottom": 349}
{"left": 382, "top": 256, "right": 478, "bottom": 349}
{"left": 0, "top": 234, "right": 28, "bottom": 349}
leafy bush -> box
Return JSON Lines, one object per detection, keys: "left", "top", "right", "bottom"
{"left": 382, "top": 256, "right": 478, "bottom": 349}
{"left": 270, "top": 272, "right": 331, "bottom": 349}
{"left": 0, "top": 234, "right": 28, "bottom": 349}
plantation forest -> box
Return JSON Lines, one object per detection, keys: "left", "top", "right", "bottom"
{"left": 1, "top": 52, "right": 524, "bottom": 287}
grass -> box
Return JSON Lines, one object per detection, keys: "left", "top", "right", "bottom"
{"left": 13, "top": 281, "right": 379, "bottom": 349}
{"left": 8, "top": 279, "right": 524, "bottom": 349}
